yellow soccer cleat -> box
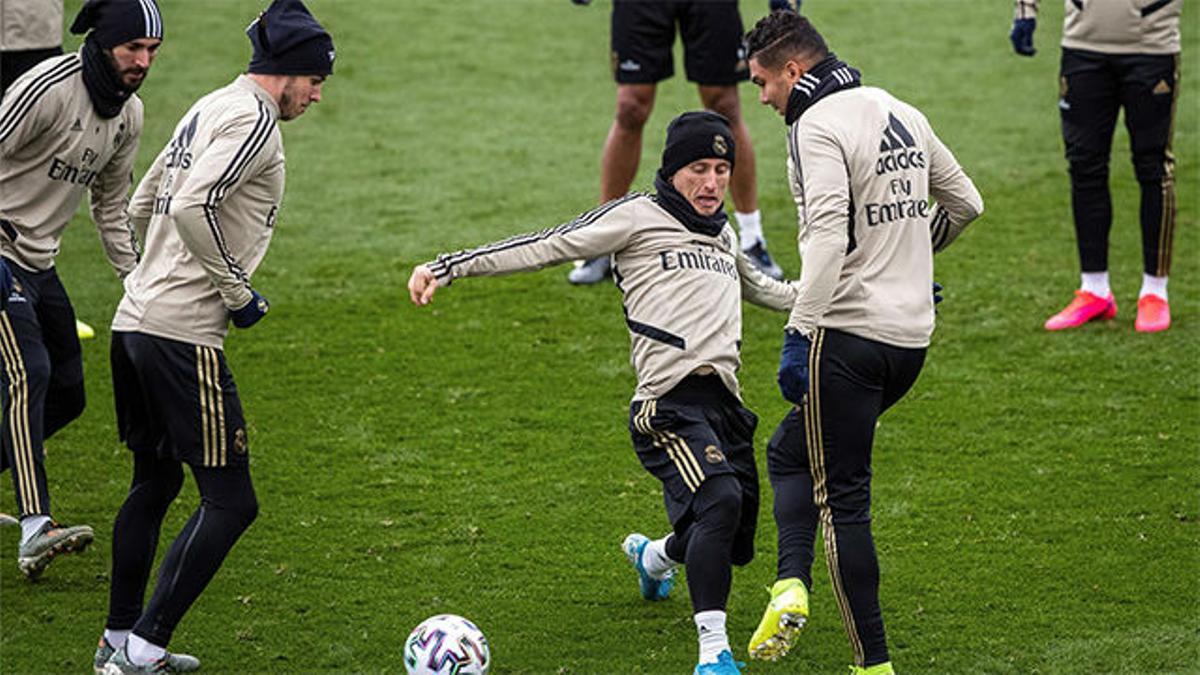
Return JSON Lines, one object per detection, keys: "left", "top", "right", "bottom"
{"left": 850, "top": 662, "right": 895, "bottom": 674}
{"left": 76, "top": 319, "right": 95, "bottom": 340}
{"left": 748, "top": 577, "right": 809, "bottom": 661}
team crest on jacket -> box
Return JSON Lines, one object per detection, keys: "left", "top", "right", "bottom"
{"left": 704, "top": 445, "right": 725, "bottom": 464}
{"left": 713, "top": 135, "right": 728, "bottom": 157}
{"left": 234, "top": 428, "right": 248, "bottom": 454}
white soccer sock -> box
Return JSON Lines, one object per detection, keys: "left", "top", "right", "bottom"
{"left": 19, "top": 515, "right": 50, "bottom": 545}
{"left": 735, "top": 211, "right": 764, "bottom": 249}
{"left": 1140, "top": 274, "right": 1168, "bottom": 300}
{"left": 104, "top": 629, "right": 131, "bottom": 650}
{"left": 642, "top": 535, "right": 676, "bottom": 579}
{"left": 126, "top": 634, "right": 166, "bottom": 666}
{"left": 695, "top": 610, "right": 730, "bottom": 664}
{"left": 1080, "top": 271, "right": 1110, "bottom": 297}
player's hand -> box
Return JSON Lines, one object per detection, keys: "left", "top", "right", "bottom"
{"left": 1010, "top": 18, "right": 1036, "bottom": 56}
{"left": 571, "top": 0, "right": 592, "bottom": 5}
{"left": 230, "top": 289, "right": 269, "bottom": 328}
{"left": 933, "top": 281, "right": 944, "bottom": 306}
{"left": 769, "top": 0, "right": 800, "bottom": 12}
{"left": 0, "top": 258, "right": 12, "bottom": 312}
{"left": 408, "top": 265, "right": 439, "bottom": 306}
{"left": 777, "top": 329, "right": 811, "bottom": 406}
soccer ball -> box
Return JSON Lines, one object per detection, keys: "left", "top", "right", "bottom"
{"left": 403, "top": 614, "right": 491, "bottom": 675}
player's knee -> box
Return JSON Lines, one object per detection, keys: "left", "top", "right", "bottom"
{"left": 229, "top": 490, "right": 259, "bottom": 529}
{"left": 731, "top": 540, "right": 755, "bottom": 567}
{"left": 1067, "top": 157, "right": 1108, "bottom": 187}
{"left": 614, "top": 93, "right": 653, "bottom": 131}
{"left": 44, "top": 382, "right": 85, "bottom": 437}
{"left": 700, "top": 88, "right": 741, "bottom": 123}
{"left": 695, "top": 474, "right": 743, "bottom": 533}
{"left": 1131, "top": 153, "right": 1169, "bottom": 184}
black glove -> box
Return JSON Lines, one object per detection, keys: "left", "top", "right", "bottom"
{"left": 770, "top": 0, "right": 800, "bottom": 11}
{"left": 933, "top": 281, "right": 944, "bottom": 306}
{"left": 1010, "top": 18, "right": 1036, "bottom": 56}
{"left": 571, "top": 0, "right": 592, "bottom": 5}
{"left": 0, "top": 258, "right": 11, "bottom": 312}
{"left": 230, "top": 290, "right": 269, "bottom": 329}
{"left": 777, "top": 329, "right": 812, "bottom": 406}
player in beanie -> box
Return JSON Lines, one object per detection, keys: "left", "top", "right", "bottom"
{"left": 409, "top": 110, "right": 796, "bottom": 673}
{"left": 0, "top": 0, "right": 163, "bottom": 581}
{"left": 96, "top": 1, "right": 332, "bottom": 672}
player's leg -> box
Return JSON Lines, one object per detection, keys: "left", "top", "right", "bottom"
{"left": 570, "top": 0, "right": 672, "bottom": 284}
{"left": 808, "top": 330, "right": 924, "bottom": 671}
{"left": 684, "top": 0, "right": 783, "bottom": 280}
{"left": 1047, "top": 48, "right": 1121, "bottom": 330}
{"left": 1120, "top": 53, "right": 1179, "bottom": 332}
{"left": 109, "top": 336, "right": 250, "bottom": 671}
{"left": 0, "top": 267, "right": 93, "bottom": 579}
{"left": 34, "top": 270, "right": 85, "bottom": 438}
{"left": 749, "top": 407, "right": 815, "bottom": 660}
{"left": 629, "top": 376, "right": 746, "bottom": 672}
{"left": 123, "top": 464, "right": 256, "bottom": 666}
{"left": 99, "top": 332, "right": 186, "bottom": 671}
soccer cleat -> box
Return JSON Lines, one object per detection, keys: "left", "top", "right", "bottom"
{"left": 849, "top": 661, "right": 896, "bottom": 674}
{"left": 621, "top": 533, "right": 674, "bottom": 601}
{"left": 102, "top": 645, "right": 201, "bottom": 674}
{"left": 1135, "top": 294, "right": 1170, "bottom": 333}
{"left": 17, "top": 520, "right": 94, "bottom": 580}
{"left": 95, "top": 637, "right": 116, "bottom": 674}
{"left": 748, "top": 577, "right": 809, "bottom": 661}
{"left": 0, "top": 512, "right": 17, "bottom": 527}
{"left": 744, "top": 241, "right": 784, "bottom": 280}
{"left": 567, "top": 256, "right": 611, "bottom": 285}
{"left": 694, "top": 649, "right": 745, "bottom": 674}
{"left": 1044, "top": 290, "right": 1116, "bottom": 331}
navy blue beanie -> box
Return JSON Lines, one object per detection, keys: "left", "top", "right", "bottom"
{"left": 69, "top": 0, "right": 164, "bottom": 49}
{"left": 660, "top": 111, "right": 736, "bottom": 178}
{"left": 247, "top": 0, "right": 335, "bottom": 76}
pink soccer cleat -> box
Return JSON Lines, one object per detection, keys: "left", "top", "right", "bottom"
{"left": 1135, "top": 294, "right": 1171, "bottom": 333}
{"left": 1044, "top": 290, "right": 1116, "bottom": 331}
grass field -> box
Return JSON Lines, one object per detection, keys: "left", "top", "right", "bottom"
{"left": 1, "top": 0, "right": 1198, "bottom": 673}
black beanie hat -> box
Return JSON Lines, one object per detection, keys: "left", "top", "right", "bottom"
{"left": 247, "top": 0, "right": 335, "bottom": 76}
{"left": 660, "top": 111, "right": 736, "bottom": 178}
{"left": 69, "top": 0, "right": 163, "bottom": 50}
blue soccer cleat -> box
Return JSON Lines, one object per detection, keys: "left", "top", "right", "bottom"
{"left": 695, "top": 649, "right": 745, "bottom": 674}
{"left": 621, "top": 533, "right": 674, "bottom": 601}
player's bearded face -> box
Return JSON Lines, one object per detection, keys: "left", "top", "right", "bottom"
{"left": 671, "top": 159, "right": 731, "bottom": 216}
{"left": 108, "top": 38, "right": 161, "bottom": 91}
{"left": 279, "top": 75, "right": 326, "bottom": 121}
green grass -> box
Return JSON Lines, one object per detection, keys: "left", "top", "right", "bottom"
{"left": 2, "top": 0, "right": 1198, "bottom": 672}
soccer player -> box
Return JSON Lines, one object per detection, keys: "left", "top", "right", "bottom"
{"left": 409, "top": 111, "right": 797, "bottom": 674}
{"left": 743, "top": 11, "right": 984, "bottom": 673}
{"left": 0, "top": 0, "right": 163, "bottom": 580}
{"left": 1010, "top": 0, "right": 1180, "bottom": 333}
{"left": 567, "top": 0, "right": 785, "bottom": 285}
{"left": 94, "top": 1, "right": 333, "bottom": 672}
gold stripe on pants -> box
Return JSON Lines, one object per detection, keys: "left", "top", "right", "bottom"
{"left": 802, "top": 328, "right": 866, "bottom": 665}
{"left": 0, "top": 313, "right": 39, "bottom": 514}
{"left": 636, "top": 399, "right": 705, "bottom": 493}
{"left": 195, "top": 346, "right": 226, "bottom": 467}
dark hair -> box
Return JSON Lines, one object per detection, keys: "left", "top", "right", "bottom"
{"left": 745, "top": 10, "right": 828, "bottom": 69}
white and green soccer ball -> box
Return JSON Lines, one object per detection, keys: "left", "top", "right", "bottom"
{"left": 403, "top": 614, "right": 491, "bottom": 675}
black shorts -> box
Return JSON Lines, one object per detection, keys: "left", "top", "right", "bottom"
{"left": 629, "top": 374, "right": 759, "bottom": 533}
{"left": 611, "top": 0, "right": 748, "bottom": 85}
{"left": 111, "top": 331, "right": 249, "bottom": 468}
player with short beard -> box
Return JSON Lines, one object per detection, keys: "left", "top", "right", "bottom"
{"left": 0, "top": 0, "right": 163, "bottom": 581}
{"left": 95, "top": 1, "right": 333, "bottom": 672}
{"left": 743, "top": 10, "right": 983, "bottom": 673}
{"left": 410, "top": 111, "right": 797, "bottom": 674}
